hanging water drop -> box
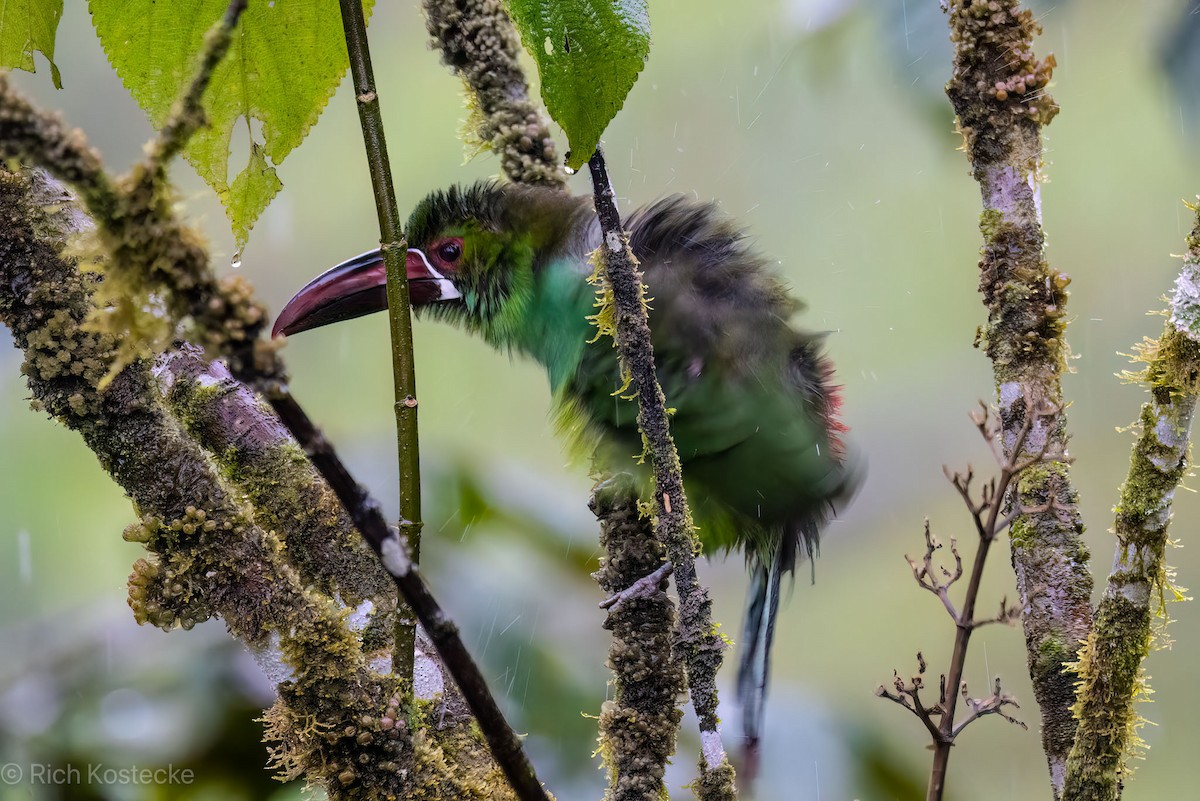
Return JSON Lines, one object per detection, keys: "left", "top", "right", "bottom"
{"left": 17, "top": 529, "right": 31, "bottom": 583}
{"left": 230, "top": 250, "right": 242, "bottom": 269}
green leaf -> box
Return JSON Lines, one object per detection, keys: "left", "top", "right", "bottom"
{"left": 0, "top": 0, "right": 64, "bottom": 88}
{"left": 505, "top": 0, "right": 650, "bottom": 170}
{"left": 89, "top": 0, "right": 369, "bottom": 249}
{"left": 227, "top": 143, "right": 284, "bottom": 253}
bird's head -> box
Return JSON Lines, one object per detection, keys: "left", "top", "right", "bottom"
{"left": 272, "top": 183, "right": 583, "bottom": 344}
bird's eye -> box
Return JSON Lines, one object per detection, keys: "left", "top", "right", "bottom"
{"left": 436, "top": 240, "right": 462, "bottom": 263}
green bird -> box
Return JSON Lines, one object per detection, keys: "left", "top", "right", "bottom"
{"left": 273, "top": 182, "right": 859, "bottom": 756}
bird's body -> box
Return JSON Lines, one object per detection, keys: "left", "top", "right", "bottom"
{"left": 273, "top": 182, "right": 858, "bottom": 753}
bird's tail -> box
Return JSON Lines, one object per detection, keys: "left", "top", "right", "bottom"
{"left": 737, "top": 521, "right": 816, "bottom": 781}
{"left": 737, "top": 543, "right": 786, "bottom": 780}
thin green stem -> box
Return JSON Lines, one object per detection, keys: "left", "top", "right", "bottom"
{"left": 337, "top": 0, "right": 420, "bottom": 679}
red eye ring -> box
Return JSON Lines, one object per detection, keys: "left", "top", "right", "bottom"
{"left": 435, "top": 240, "right": 462, "bottom": 263}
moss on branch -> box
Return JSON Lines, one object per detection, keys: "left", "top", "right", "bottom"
{"left": 155, "top": 346, "right": 396, "bottom": 617}
{"left": 943, "top": 4, "right": 1092, "bottom": 793}
{"left": 1063, "top": 208, "right": 1200, "bottom": 801}
{"left": 591, "top": 477, "right": 684, "bottom": 801}
{"left": 588, "top": 151, "right": 736, "bottom": 799}
{"left": 0, "top": 167, "right": 520, "bottom": 800}
{"left": 422, "top": 0, "right": 567, "bottom": 189}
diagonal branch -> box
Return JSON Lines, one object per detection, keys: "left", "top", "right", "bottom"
{"left": 0, "top": 169, "right": 480, "bottom": 800}
{"left": 0, "top": 43, "right": 554, "bottom": 801}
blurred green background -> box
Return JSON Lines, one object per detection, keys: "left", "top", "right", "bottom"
{"left": 3, "top": 0, "right": 1200, "bottom": 798}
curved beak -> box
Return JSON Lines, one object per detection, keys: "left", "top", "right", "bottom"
{"left": 272, "top": 249, "right": 461, "bottom": 337}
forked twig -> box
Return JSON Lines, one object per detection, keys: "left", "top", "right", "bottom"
{"left": 881, "top": 395, "right": 1058, "bottom": 801}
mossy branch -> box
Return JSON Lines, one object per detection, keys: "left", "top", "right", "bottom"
{"left": 944, "top": 3, "right": 1093, "bottom": 794}
{"left": 1061, "top": 205, "right": 1200, "bottom": 801}
{"left": 1, "top": 13, "right": 550, "bottom": 796}
{"left": 422, "top": 0, "right": 567, "bottom": 189}
{"left": 591, "top": 475, "right": 685, "bottom": 801}
{"left": 5, "top": 18, "right": 418, "bottom": 686}
{"left": 0, "top": 168, "right": 515, "bottom": 800}
{"left": 588, "top": 149, "right": 738, "bottom": 799}
{"left": 154, "top": 345, "right": 396, "bottom": 617}
{"left": 422, "top": 5, "right": 692, "bottom": 798}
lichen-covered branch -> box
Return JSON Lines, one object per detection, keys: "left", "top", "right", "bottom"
{"left": 1, "top": 42, "right": 551, "bottom": 799}
{"left": 943, "top": 3, "right": 1093, "bottom": 793}
{"left": 0, "top": 8, "right": 272, "bottom": 382}
{"left": 0, "top": 168, "right": 517, "bottom": 800}
{"left": 1062, "top": 206, "right": 1200, "bottom": 801}
{"left": 0, "top": 21, "right": 408, "bottom": 666}
{"left": 422, "top": 5, "right": 692, "bottom": 796}
{"left": 591, "top": 476, "right": 685, "bottom": 801}
{"left": 154, "top": 346, "right": 396, "bottom": 626}
{"left": 588, "top": 149, "right": 737, "bottom": 799}
{"left": 0, "top": 37, "right": 398, "bottom": 636}
{"left": 422, "top": 0, "right": 567, "bottom": 189}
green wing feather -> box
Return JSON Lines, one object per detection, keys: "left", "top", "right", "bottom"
{"left": 552, "top": 195, "right": 854, "bottom": 560}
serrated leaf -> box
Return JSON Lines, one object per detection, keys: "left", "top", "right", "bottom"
{"left": 505, "top": 0, "right": 650, "bottom": 170}
{"left": 227, "top": 143, "right": 283, "bottom": 251}
{"left": 89, "top": 0, "right": 369, "bottom": 250}
{"left": 0, "top": 0, "right": 64, "bottom": 88}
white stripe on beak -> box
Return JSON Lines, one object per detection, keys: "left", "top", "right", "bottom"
{"left": 408, "top": 248, "right": 462, "bottom": 301}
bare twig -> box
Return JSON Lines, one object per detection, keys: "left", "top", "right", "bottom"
{"left": 953, "top": 677, "right": 1028, "bottom": 738}
{"left": 599, "top": 561, "right": 674, "bottom": 612}
{"left": 883, "top": 402, "right": 1054, "bottom": 801}
{"left": 875, "top": 654, "right": 945, "bottom": 744}
{"left": 906, "top": 522, "right": 963, "bottom": 621}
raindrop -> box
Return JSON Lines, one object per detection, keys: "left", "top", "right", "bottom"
{"left": 99, "top": 688, "right": 160, "bottom": 745}
{"left": 230, "top": 249, "right": 242, "bottom": 269}
{"left": 16, "top": 529, "right": 31, "bottom": 583}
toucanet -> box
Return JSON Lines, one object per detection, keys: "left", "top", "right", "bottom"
{"left": 274, "top": 181, "right": 860, "bottom": 759}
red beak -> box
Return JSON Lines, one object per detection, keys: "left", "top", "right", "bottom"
{"left": 272, "top": 249, "right": 461, "bottom": 338}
